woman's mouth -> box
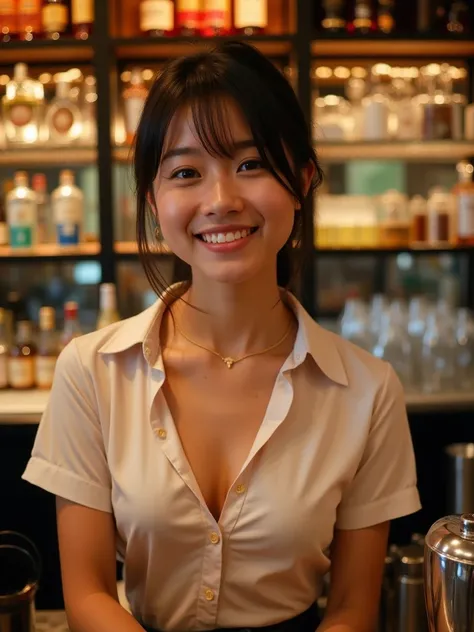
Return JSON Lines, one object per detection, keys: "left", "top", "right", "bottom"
{"left": 194, "top": 227, "right": 259, "bottom": 252}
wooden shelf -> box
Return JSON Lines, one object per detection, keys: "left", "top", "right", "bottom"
{"left": 0, "top": 39, "right": 94, "bottom": 64}
{"left": 316, "top": 141, "right": 474, "bottom": 163}
{"left": 0, "top": 147, "right": 97, "bottom": 167}
{"left": 0, "top": 242, "right": 100, "bottom": 261}
{"left": 114, "top": 241, "right": 171, "bottom": 255}
{"left": 311, "top": 37, "right": 474, "bottom": 59}
{"left": 113, "top": 35, "right": 293, "bottom": 60}
{"left": 316, "top": 246, "right": 473, "bottom": 255}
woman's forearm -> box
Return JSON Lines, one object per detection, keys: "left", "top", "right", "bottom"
{"left": 317, "top": 607, "right": 373, "bottom": 632}
{"left": 66, "top": 591, "right": 145, "bottom": 632}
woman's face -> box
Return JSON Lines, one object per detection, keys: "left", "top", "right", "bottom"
{"left": 152, "top": 99, "right": 300, "bottom": 286}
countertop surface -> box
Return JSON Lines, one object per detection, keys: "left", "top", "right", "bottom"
{"left": 36, "top": 611, "right": 69, "bottom": 632}
{"left": 1, "top": 388, "right": 474, "bottom": 424}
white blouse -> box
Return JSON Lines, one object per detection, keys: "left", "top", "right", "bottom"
{"left": 22, "top": 285, "right": 421, "bottom": 631}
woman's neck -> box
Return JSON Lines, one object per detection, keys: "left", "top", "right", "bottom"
{"left": 170, "top": 273, "right": 294, "bottom": 359}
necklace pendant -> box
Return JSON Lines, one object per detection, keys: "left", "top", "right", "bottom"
{"left": 224, "top": 357, "right": 235, "bottom": 369}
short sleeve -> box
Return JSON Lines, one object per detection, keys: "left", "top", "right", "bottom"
{"left": 336, "top": 363, "right": 421, "bottom": 530}
{"left": 22, "top": 339, "right": 112, "bottom": 512}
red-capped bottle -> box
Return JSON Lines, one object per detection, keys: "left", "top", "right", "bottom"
{"left": 176, "top": 0, "right": 201, "bottom": 35}
{"left": 234, "top": 0, "right": 267, "bottom": 35}
{"left": 17, "top": 0, "right": 42, "bottom": 40}
{"left": 140, "top": 0, "right": 175, "bottom": 37}
{"left": 203, "top": 0, "right": 231, "bottom": 36}
{"left": 0, "top": 0, "right": 18, "bottom": 41}
{"left": 348, "top": 0, "right": 376, "bottom": 34}
{"left": 71, "top": 0, "right": 94, "bottom": 39}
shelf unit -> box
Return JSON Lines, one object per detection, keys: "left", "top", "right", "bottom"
{"left": 1, "top": 1, "right": 474, "bottom": 318}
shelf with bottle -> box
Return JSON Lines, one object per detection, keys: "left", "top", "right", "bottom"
{"left": 311, "top": 38, "right": 474, "bottom": 59}
{"left": 114, "top": 240, "right": 172, "bottom": 256}
{"left": 317, "top": 141, "right": 474, "bottom": 163}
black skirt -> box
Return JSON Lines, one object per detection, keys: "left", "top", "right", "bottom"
{"left": 139, "top": 603, "right": 321, "bottom": 632}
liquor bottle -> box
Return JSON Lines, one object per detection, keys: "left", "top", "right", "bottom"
{"left": 35, "top": 306, "right": 58, "bottom": 389}
{"left": 203, "top": 0, "right": 231, "bottom": 35}
{"left": 432, "top": 0, "right": 448, "bottom": 32}
{"left": 455, "top": 161, "right": 474, "bottom": 246}
{"left": 176, "top": 0, "right": 201, "bottom": 35}
{"left": 82, "top": 76, "right": 97, "bottom": 146}
{"left": 71, "top": 0, "right": 94, "bottom": 39}
{"left": 0, "top": 182, "right": 8, "bottom": 247}
{"left": 377, "top": 0, "right": 395, "bottom": 33}
{"left": 32, "top": 173, "right": 49, "bottom": 244}
{"left": 348, "top": 0, "right": 375, "bottom": 33}
{"left": 234, "top": 0, "right": 267, "bottom": 35}
{"left": 447, "top": 0, "right": 469, "bottom": 34}
{"left": 321, "top": 0, "right": 346, "bottom": 33}
{"left": 0, "top": 309, "right": 8, "bottom": 390}
{"left": 2, "top": 63, "right": 44, "bottom": 145}
{"left": 52, "top": 170, "right": 83, "bottom": 246}
{"left": 97, "top": 284, "right": 120, "bottom": 330}
{"left": 46, "top": 76, "right": 83, "bottom": 144}
{"left": 0, "top": 0, "right": 17, "bottom": 41}
{"left": 123, "top": 68, "right": 148, "bottom": 146}
{"left": 140, "top": 0, "right": 174, "bottom": 36}
{"left": 6, "top": 172, "right": 38, "bottom": 248}
{"left": 59, "top": 301, "right": 82, "bottom": 350}
{"left": 427, "top": 186, "right": 456, "bottom": 246}
{"left": 18, "top": 0, "right": 42, "bottom": 40}
{"left": 8, "top": 321, "right": 36, "bottom": 390}
{"left": 409, "top": 195, "right": 428, "bottom": 246}
{"left": 42, "top": 0, "right": 69, "bottom": 39}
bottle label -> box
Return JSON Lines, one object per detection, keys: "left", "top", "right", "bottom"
{"left": 8, "top": 357, "right": 35, "bottom": 389}
{"left": 205, "top": 0, "right": 231, "bottom": 28}
{"left": 458, "top": 193, "right": 474, "bottom": 238}
{"left": 42, "top": 4, "right": 68, "bottom": 31}
{"left": 52, "top": 107, "right": 75, "bottom": 134}
{"left": 7, "top": 199, "right": 36, "bottom": 247}
{"left": 17, "top": 0, "right": 41, "bottom": 30}
{"left": 0, "top": 0, "right": 16, "bottom": 28}
{"left": 54, "top": 197, "right": 81, "bottom": 244}
{"left": 10, "top": 226, "right": 33, "bottom": 247}
{"left": 72, "top": 0, "right": 93, "bottom": 24}
{"left": 8, "top": 104, "right": 34, "bottom": 127}
{"left": 124, "top": 97, "right": 146, "bottom": 137}
{"left": 140, "top": 0, "right": 174, "bottom": 31}
{"left": 57, "top": 223, "right": 80, "bottom": 245}
{"left": 234, "top": 0, "right": 267, "bottom": 28}
{"left": 0, "top": 355, "right": 7, "bottom": 389}
{"left": 35, "top": 356, "right": 57, "bottom": 389}
{"left": 177, "top": 0, "right": 201, "bottom": 28}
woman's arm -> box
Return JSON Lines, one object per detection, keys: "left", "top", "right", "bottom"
{"left": 317, "top": 521, "right": 389, "bottom": 632}
{"left": 57, "top": 497, "right": 145, "bottom": 632}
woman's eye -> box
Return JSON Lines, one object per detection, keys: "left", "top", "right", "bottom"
{"left": 171, "top": 168, "right": 199, "bottom": 180}
{"left": 238, "top": 159, "right": 263, "bottom": 173}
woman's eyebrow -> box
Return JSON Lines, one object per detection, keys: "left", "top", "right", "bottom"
{"left": 161, "top": 139, "right": 256, "bottom": 163}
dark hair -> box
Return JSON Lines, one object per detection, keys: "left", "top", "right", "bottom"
{"left": 134, "top": 40, "right": 323, "bottom": 297}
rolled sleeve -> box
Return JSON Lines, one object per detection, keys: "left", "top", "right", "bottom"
{"left": 22, "top": 338, "right": 112, "bottom": 513}
{"left": 336, "top": 363, "right": 421, "bottom": 530}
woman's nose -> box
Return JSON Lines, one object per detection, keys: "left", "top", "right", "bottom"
{"left": 200, "top": 178, "right": 244, "bottom": 216}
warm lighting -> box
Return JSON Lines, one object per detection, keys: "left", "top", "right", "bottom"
{"left": 39, "top": 72, "right": 52, "bottom": 84}
{"left": 351, "top": 66, "right": 367, "bottom": 79}
{"left": 142, "top": 69, "right": 154, "bottom": 81}
{"left": 121, "top": 70, "right": 132, "bottom": 83}
{"left": 67, "top": 68, "right": 83, "bottom": 82}
{"left": 315, "top": 66, "right": 332, "bottom": 79}
{"left": 334, "top": 66, "right": 350, "bottom": 79}
{"left": 85, "top": 75, "right": 96, "bottom": 86}
{"left": 0, "top": 74, "right": 10, "bottom": 86}
{"left": 372, "top": 63, "right": 392, "bottom": 76}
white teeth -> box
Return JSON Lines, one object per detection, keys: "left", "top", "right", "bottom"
{"left": 200, "top": 228, "right": 255, "bottom": 244}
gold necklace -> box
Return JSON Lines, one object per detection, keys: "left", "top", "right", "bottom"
{"left": 173, "top": 317, "right": 294, "bottom": 369}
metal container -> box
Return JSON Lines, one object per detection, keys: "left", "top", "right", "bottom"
{"left": 425, "top": 513, "right": 474, "bottom": 631}
{"left": 377, "top": 548, "right": 397, "bottom": 632}
{"left": 445, "top": 443, "right": 474, "bottom": 514}
{"left": 0, "top": 531, "right": 41, "bottom": 632}
{"left": 394, "top": 544, "right": 428, "bottom": 632}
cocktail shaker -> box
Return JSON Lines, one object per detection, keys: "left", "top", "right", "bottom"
{"left": 425, "top": 513, "right": 474, "bottom": 631}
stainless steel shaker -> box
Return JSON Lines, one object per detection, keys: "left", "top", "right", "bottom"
{"left": 394, "top": 543, "right": 429, "bottom": 632}
{"left": 0, "top": 530, "right": 41, "bottom": 632}
{"left": 425, "top": 513, "right": 474, "bottom": 632}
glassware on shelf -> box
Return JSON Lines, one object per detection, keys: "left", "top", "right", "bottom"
{"left": 339, "top": 296, "right": 373, "bottom": 352}
{"left": 313, "top": 95, "right": 353, "bottom": 141}
{"left": 454, "top": 161, "right": 474, "bottom": 246}
{"left": 52, "top": 170, "right": 84, "bottom": 246}
{"left": 35, "top": 306, "right": 58, "bottom": 390}
{"left": 377, "top": 190, "right": 410, "bottom": 248}
{"left": 454, "top": 308, "right": 474, "bottom": 391}
{"left": 315, "top": 195, "right": 378, "bottom": 249}
{"left": 407, "top": 296, "right": 428, "bottom": 388}
{"left": 71, "top": 0, "right": 94, "bottom": 39}
{"left": 349, "top": 0, "right": 375, "bottom": 34}
{"left": 2, "top": 63, "right": 44, "bottom": 146}
{"left": 427, "top": 186, "right": 456, "bottom": 246}
{"left": 372, "top": 310, "right": 413, "bottom": 390}
{"left": 409, "top": 195, "right": 428, "bottom": 247}
{"left": 5, "top": 172, "right": 37, "bottom": 249}
{"left": 362, "top": 66, "right": 391, "bottom": 141}
{"left": 345, "top": 78, "right": 366, "bottom": 141}
{"left": 97, "top": 284, "right": 121, "bottom": 330}
{"left": 421, "top": 64, "right": 453, "bottom": 141}
{"left": 321, "top": 0, "right": 346, "bottom": 33}
{"left": 140, "top": 0, "right": 175, "bottom": 37}
{"left": 59, "top": 301, "right": 82, "bottom": 351}
{"left": 123, "top": 68, "right": 149, "bottom": 146}
{"left": 447, "top": 0, "right": 470, "bottom": 34}
{"left": 421, "top": 306, "right": 456, "bottom": 393}
{"left": 391, "top": 75, "right": 421, "bottom": 140}
{"left": 0, "top": 182, "right": 8, "bottom": 247}
{"left": 17, "top": 0, "right": 41, "bottom": 40}
{"left": 45, "top": 75, "right": 83, "bottom": 145}
{"left": 369, "top": 294, "right": 388, "bottom": 342}
{"left": 0, "top": 0, "right": 17, "bottom": 42}
{"left": 32, "top": 173, "right": 49, "bottom": 245}
{"left": 8, "top": 321, "right": 36, "bottom": 390}
{"left": 234, "top": 0, "right": 268, "bottom": 35}
{"left": 82, "top": 75, "right": 97, "bottom": 146}
{"left": 41, "top": 0, "right": 69, "bottom": 40}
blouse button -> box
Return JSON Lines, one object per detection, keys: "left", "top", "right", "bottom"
{"left": 209, "top": 532, "right": 220, "bottom": 545}
{"left": 144, "top": 345, "right": 151, "bottom": 357}
{"left": 236, "top": 484, "right": 246, "bottom": 495}
{"left": 156, "top": 428, "right": 167, "bottom": 439}
{"left": 205, "top": 589, "right": 215, "bottom": 601}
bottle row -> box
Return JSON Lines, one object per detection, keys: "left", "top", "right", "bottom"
{"left": 0, "top": 283, "right": 120, "bottom": 391}
{"left": 315, "top": 63, "right": 474, "bottom": 143}
{"left": 317, "top": 0, "right": 470, "bottom": 35}
{"left": 0, "top": 0, "right": 94, "bottom": 42}
{"left": 316, "top": 160, "right": 474, "bottom": 249}
{"left": 0, "top": 170, "right": 85, "bottom": 248}
{"left": 0, "top": 64, "right": 97, "bottom": 147}
{"left": 339, "top": 294, "right": 474, "bottom": 394}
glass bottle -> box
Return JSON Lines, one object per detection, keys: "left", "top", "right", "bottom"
{"left": 348, "top": 0, "right": 375, "bottom": 34}
{"left": 422, "top": 64, "right": 453, "bottom": 141}
{"left": 421, "top": 307, "right": 456, "bottom": 393}
{"left": 81, "top": 76, "right": 97, "bottom": 146}
{"left": 2, "top": 63, "right": 44, "bottom": 146}
{"left": 42, "top": 0, "right": 69, "bottom": 40}
{"left": 378, "top": 190, "right": 410, "bottom": 248}
{"left": 123, "top": 68, "right": 148, "bottom": 146}
{"left": 372, "top": 310, "right": 414, "bottom": 391}
{"left": 392, "top": 77, "right": 421, "bottom": 140}
{"left": 377, "top": 0, "right": 395, "bottom": 33}
{"left": 97, "top": 284, "right": 120, "bottom": 330}
{"left": 427, "top": 186, "right": 456, "bottom": 246}
{"left": 369, "top": 294, "right": 388, "bottom": 343}
{"left": 0, "top": 309, "right": 8, "bottom": 390}
{"left": 0, "top": 182, "right": 8, "bottom": 247}
{"left": 407, "top": 295, "right": 428, "bottom": 389}
{"left": 46, "top": 77, "right": 83, "bottom": 145}
{"left": 71, "top": 0, "right": 94, "bottom": 39}
{"left": 176, "top": 0, "right": 201, "bottom": 35}
{"left": 447, "top": 0, "right": 469, "bottom": 34}
{"left": 17, "top": 0, "right": 42, "bottom": 40}
{"left": 59, "top": 301, "right": 82, "bottom": 351}
{"left": 6, "top": 171, "right": 38, "bottom": 249}
{"left": 140, "top": 0, "right": 175, "bottom": 37}
{"left": 345, "top": 78, "right": 366, "bottom": 141}
{"left": 32, "top": 173, "right": 49, "bottom": 244}
{"left": 454, "top": 161, "right": 474, "bottom": 246}
{"left": 35, "top": 306, "right": 58, "bottom": 390}
{"left": 321, "top": 0, "right": 346, "bottom": 33}
{"left": 362, "top": 67, "right": 391, "bottom": 141}
{"left": 8, "top": 321, "right": 36, "bottom": 390}
{"left": 409, "top": 195, "right": 428, "bottom": 247}
{"left": 454, "top": 308, "right": 474, "bottom": 391}
{"left": 339, "top": 297, "right": 373, "bottom": 352}
{"left": 234, "top": 0, "right": 268, "bottom": 35}
{"left": 52, "top": 170, "right": 84, "bottom": 246}
{"left": 0, "top": 0, "right": 17, "bottom": 41}
{"left": 204, "top": 0, "right": 231, "bottom": 36}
